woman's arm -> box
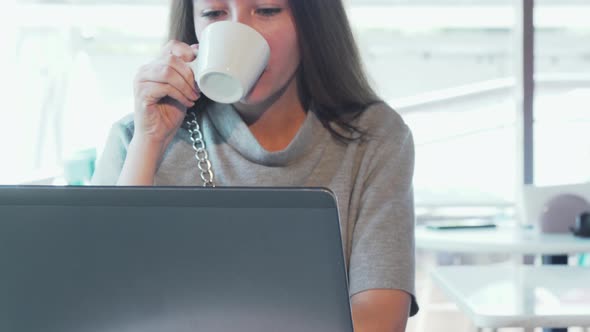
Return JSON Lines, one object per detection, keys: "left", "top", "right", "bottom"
{"left": 116, "top": 137, "right": 166, "bottom": 186}
{"left": 347, "top": 106, "right": 418, "bottom": 325}
{"left": 93, "top": 40, "right": 199, "bottom": 186}
{"left": 351, "top": 289, "right": 411, "bottom": 332}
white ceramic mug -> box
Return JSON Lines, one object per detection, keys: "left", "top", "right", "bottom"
{"left": 190, "top": 21, "right": 270, "bottom": 104}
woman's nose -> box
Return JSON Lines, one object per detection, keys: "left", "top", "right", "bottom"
{"left": 230, "top": 10, "right": 253, "bottom": 27}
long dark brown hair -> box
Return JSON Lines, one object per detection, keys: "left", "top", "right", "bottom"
{"left": 169, "top": 0, "right": 382, "bottom": 142}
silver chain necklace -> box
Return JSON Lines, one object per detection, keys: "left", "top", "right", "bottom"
{"left": 186, "top": 111, "right": 216, "bottom": 187}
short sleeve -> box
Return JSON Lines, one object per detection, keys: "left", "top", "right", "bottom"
{"left": 348, "top": 124, "right": 419, "bottom": 316}
{"left": 91, "top": 121, "right": 133, "bottom": 185}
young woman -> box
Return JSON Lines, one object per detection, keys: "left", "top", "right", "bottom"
{"left": 92, "top": 0, "right": 418, "bottom": 330}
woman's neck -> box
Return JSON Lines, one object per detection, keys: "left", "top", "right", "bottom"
{"left": 233, "top": 77, "right": 307, "bottom": 152}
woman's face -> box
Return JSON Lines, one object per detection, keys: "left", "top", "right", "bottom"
{"left": 193, "top": 0, "right": 300, "bottom": 105}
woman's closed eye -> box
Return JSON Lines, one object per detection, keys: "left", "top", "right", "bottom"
{"left": 256, "top": 8, "right": 282, "bottom": 17}
{"left": 201, "top": 10, "right": 226, "bottom": 19}
{"left": 200, "top": 7, "right": 282, "bottom": 21}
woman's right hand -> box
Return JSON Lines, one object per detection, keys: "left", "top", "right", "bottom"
{"left": 132, "top": 40, "right": 200, "bottom": 148}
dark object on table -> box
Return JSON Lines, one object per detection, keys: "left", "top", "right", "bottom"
{"left": 570, "top": 211, "right": 590, "bottom": 238}
{"left": 424, "top": 219, "right": 497, "bottom": 230}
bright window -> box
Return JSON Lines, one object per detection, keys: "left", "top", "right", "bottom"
{"left": 348, "top": 0, "right": 517, "bottom": 209}
{"left": 533, "top": 0, "right": 590, "bottom": 186}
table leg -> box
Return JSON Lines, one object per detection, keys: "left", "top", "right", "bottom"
{"left": 515, "top": 264, "right": 536, "bottom": 331}
{"left": 415, "top": 251, "right": 437, "bottom": 332}
{"left": 414, "top": 273, "right": 432, "bottom": 332}
{"left": 542, "top": 254, "right": 568, "bottom": 332}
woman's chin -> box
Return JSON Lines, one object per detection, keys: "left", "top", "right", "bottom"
{"left": 239, "top": 87, "right": 270, "bottom": 105}
{"left": 238, "top": 74, "right": 292, "bottom": 106}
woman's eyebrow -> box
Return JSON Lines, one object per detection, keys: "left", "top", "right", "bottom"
{"left": 194, "top": 0, "right": 227, "bottom": 10}
{"left": 194, "top": 0, "right": 222, "bottom": 6}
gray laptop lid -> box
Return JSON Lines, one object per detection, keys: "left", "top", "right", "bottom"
{"left": 0, "top": 186, "right": 353, "bottom": 332}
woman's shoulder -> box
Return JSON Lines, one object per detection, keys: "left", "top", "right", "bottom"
{"left": 111, "top": 113, "right": 135, "bottom": 133}
{"left": 104, "top": 113, "right": 135, "bottom": 144}
{"left": 357, "top": 101, "right": 411, "bottom": 143}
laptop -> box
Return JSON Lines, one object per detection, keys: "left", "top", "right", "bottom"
{"left": 0, "top": 186, "right": 353, "bottom": 332}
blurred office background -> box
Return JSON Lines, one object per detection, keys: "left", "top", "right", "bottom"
{"left": 1, "top": 1, "right": 589, "bottom": 330}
